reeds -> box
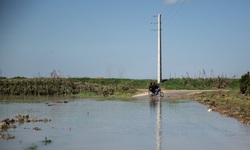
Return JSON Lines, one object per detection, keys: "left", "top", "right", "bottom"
{"left": 0, "top": 78, "right": 137, "bottom": 96}
{"left": 162, "top": 77, "right": 236, "bottom": 90}
{"left": 163, "top": 69, "right": 240, "bottom": 90}
{"left": 0, "top": 74, "right": 244, "bottom": 96}
{"left": 0, "top": 78, "right": 76, "bottom": 95}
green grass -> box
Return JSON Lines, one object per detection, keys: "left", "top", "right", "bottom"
{"left": 0, "top": 77, "right": 240, "bottom": 96}
{"left": 70, "top": 77, "right": 154, "bottom": 89}
{"left": 161, "top": 77, "right": 239, "bottom": 90}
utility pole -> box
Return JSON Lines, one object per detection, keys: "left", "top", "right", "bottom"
{"left": 157, "top": 14, "right": 162, "bottom": 84}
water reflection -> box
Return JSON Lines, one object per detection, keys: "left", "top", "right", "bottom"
{"left": 149, "top": 97, "right": 162, "bottom": 150}
{"left": 149, "top": 98, "right": 157, "bottom": 109}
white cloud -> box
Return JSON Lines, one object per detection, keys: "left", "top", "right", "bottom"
{"left": 164, "top": 0, "right": 187, "bottom": 4}
{"left": 165, "top": 0, "right": 178, "bottom": 4}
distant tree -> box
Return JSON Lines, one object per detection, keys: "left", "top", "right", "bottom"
{"left": 239, "top": 72, "right": 250, "bottom": 95}
{"left": 12, "top": 76, "right": 26, "bottom": 79}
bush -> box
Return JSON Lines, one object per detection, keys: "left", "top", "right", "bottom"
{"left": 0, "top": 78, "right": 77, "bottom": 96}
{"left": 162, "top": 77, "right": 232, "bottom": 90}
{"left": 239, "top": 72, "right": 250, "bottom": 95}
{"left": 0, "top": 78, "right": 138, "bottom": 96}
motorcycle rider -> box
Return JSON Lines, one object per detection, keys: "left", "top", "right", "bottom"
{"left": 153, "top": 82, "right": 160, "bottom": 94}
{"left": 149, "top": 82, "right": 155, "bottom": 93}
{"left": 149, "top": 82, "right": 160, "bottom": 95}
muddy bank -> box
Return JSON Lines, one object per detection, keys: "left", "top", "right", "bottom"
{"left": 0, "top": 114, "right": 51, "bottom": 140}
{"left": 187, "top": 90, "right": 250, "bottom": 125}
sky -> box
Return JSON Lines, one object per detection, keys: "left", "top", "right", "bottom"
{"left": 0, "top": 0, "right": 250, "bottom": 79}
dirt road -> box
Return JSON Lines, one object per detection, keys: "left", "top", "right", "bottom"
{"left": 132, "top": 89, "right": 222, "bottom": 98}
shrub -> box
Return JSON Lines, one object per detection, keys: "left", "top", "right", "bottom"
{"left": 239, "top": 72, "right": 250, "bottom": 95}
{"left": 162, "top": 77, "right": 232, "bottom": 90}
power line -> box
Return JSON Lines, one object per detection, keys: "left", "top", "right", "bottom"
{"left": 158, "top": 1, "right": 185, "bottom": 30}
{"left": 162, "top": 1, "right": 185, "bottom": 29}
{"left": 163, "top": 1, "right": 178, "bottom": 19}
{"left": 160, "top": 2, "right": 172, "bottom": 15}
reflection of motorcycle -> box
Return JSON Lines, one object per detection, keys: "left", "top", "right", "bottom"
{"left": 148, "top": 88, "right": 164, "bottom": 97}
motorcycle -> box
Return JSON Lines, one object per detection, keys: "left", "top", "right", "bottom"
{"left": 148, "top": 88, "right": 164, "bottom": 97}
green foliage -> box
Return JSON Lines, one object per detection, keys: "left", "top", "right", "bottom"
{"left": 0, "top": 78, "right": 141, "bottom": 96}
{"left": 0, "top": 76, "right": 242, "bottom": 97}
{"left": 239, "top": 72, "right": 250, "bottom": 95}
{"left": 0, "top": 78, "right": 77, "bottom": 96}
{"left": 11, "top": 76, "right": 27, "bottom": 79}
{"left": 227, "top": 79, "right": 240, "bottom": 89}
{"left": 162, "top": 77, "right": 233, "bottom": 90}
{"left": 70, "top": 78, "right": 154, "bottom": 89}
{"left": 72, "top": 78, "right": 147, "bottom": 96}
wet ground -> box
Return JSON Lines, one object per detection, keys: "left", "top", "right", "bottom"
{"left": 0, "top": 97, "right": 250, "bottom": 150}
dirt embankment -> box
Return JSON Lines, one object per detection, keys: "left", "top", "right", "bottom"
{"left": 187, "top": 90, "right": 250, "bottom": 125}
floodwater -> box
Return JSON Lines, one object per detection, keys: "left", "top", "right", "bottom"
{"left": 0, "top": 97, "right": 250, "bottom": 150}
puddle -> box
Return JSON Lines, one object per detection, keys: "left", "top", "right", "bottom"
{"left": 0, "top": 98, "right": 250, "bottom": 150}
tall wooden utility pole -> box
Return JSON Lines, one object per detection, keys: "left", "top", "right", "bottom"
{"left": 157, "top": 14, "right": 162, "bottom": 84}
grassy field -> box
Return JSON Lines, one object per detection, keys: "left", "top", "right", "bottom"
{"left": 0, "top": 76, "right": 239, "bottom": 96}
{"left": 162, "top": 77, "right": 239, "bottom": 90}
{"left": 0, "top": 77, "right": 150, "bottom": 97}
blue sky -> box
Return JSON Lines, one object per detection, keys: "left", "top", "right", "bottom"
{"left": 0, "top": 0, "right": 250, "bottom": 79}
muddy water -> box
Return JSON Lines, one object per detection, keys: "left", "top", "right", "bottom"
{"left": 0, "top": 98, "right": 250, "bottom": 150}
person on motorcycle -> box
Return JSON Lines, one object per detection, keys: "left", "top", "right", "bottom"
{"left": 149, "top": 82, "right": 155, "bottom": 93}
{"left": 153, "top": 82, "right": 160, "bottom": 94}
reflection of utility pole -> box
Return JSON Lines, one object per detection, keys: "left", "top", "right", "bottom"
{"left": 157, "top": 14, "right": 162, "bottom": 84}
{"left": 156, "top": 99, "right": 162, "bottom": 150}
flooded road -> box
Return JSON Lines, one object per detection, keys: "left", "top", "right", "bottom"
{"left": 0, "top": 98, "right": 250, "bottom": 150}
